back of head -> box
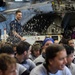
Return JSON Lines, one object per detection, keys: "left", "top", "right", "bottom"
{"left": 45, "top": 44, "right": 65, "bottom": 64}
{"left": 16, "top": 41, "right": 30, "bottom": 55}
{"left": 0, "top": 44, "right": 14, "bottom": 54}
{"left": 0, "top": 53, "right": 16, "bottom": 71}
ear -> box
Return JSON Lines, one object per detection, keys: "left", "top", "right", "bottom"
{"left": 48, "top": 59, "right": 53, "bottom": 65}
{"left": 24, "top": 51, "right": 27, "bottom": 55}
{"left": 0, "top": 70, "right": 3, "bottom": 75}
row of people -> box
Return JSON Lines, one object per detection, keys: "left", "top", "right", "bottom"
{"left": 0, "top": 37, "right": 75, "bottom": 75}
{"left": 0, "top": 8, "right": 74, "bottom": 75}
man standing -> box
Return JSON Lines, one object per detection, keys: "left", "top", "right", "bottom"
{"left": 9, "top": 10, "right": 25, "bottom": 44}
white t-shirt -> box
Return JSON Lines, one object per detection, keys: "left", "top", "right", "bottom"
{"left": 68, "top": 63, "right": 75, "bottom": 75}
{"left": 16, "top": 63, "right": 27, "bottom": 75}
{"left": 22, "top": 59, "right": 36, "bottom": 71}
{"left": 30, "top": 64, "right": 72, "bottom": 75}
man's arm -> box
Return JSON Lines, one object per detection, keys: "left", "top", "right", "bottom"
{"left": 12, "top": 31, "right": 25, "bottom": 41}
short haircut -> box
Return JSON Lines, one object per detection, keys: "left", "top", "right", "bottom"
{"left": 0, "top": 54, "right": 16, "bottom": 71}
{"left": 31, "top": 43, "right": 41, "bottom": 54}
{"left": 15, "top": 10, "right": 22, "bottom": 15}
{"left": 45, "top": 44, "right": 65, "bottom": 64}
{"left": 63, "top": 45, "right": 74, "bottom": 56}
{"left": 16, "top": 41, "right": 30, "bottom": 55}
{"left": 0, "top": 44, "right": 14, "bottom": 54}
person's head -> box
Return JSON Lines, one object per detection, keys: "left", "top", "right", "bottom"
{"left": 12, "top": 44, "right": 17, "bottom": 52}
{"left": 15, "top": 10, "right": 22, "bottom": 20}
{"left": 64, "top": 45, "right": 74, "bottom": 65}
{"left": 59, "top": 37, "right": 68, "bottom": 45}
{"left": 16, "top": 41, "right": 31, "bottom": 59}
{"left": 67, "top": 39, "right": 74, "bottom": 48}
{"left": 0, "top": 54, "right": 16, "bottom": 75}
{"left": 54, "top": 40, "right": 59, "bottom": 44}
{"left": 45, "top": 44, "right": 67, "bottom": 72}
{"left": 0, "top": 44, "right": 14, "bottom": 57}
{"left": 42, "top": 38, "right": 54, "bottom": 53}
{"left": 31, "top": 43, "right": 41, "bottom": 57}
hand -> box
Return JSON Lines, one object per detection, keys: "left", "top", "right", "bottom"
{"left": 21, "top": 37, "right": 26, "bottom": 41}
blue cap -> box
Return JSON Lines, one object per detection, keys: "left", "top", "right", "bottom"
{"left": 42, "top": 38, "right": 54, "bottom": 46}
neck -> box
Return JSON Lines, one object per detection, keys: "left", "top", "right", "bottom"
{"left": 16, "top": 54, "right": 24, "bottom": 63}
{"left": 66, "top": 63, "right": 71, "bottom": 68}
{"left": 42, "top": 49, "right": 45, "bottom": 53}
{"left": 47, "top": 64, "right": 58, "bottom": 74}
{"left": 42, "top": 52, "right": 46, "bottom": 58}
{"left": 16, "top": 18, "right": 19, "bottom": 22}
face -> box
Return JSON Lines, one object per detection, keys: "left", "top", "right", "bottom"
{"left": 49, "top": 50, "right": 67, "bottom": 71}
{"left": 68, "top": 40, "right": 74, "bottom": 48}
{"left": 67, "top": 53, "right": 74, "bottom": 65}
{"left": 42, "top": 41, "right": 53, "bottom": 52}
{"left": 24, "top": 46, "right": 31, "bottom": 59}
{"left": 16, "top": 12, "right": 22, "bottom": 20}
{"left": 1, "top": 64, "right": 16, "bottom": 75}
{"left": 54, "top": 40, "right": 59, "bottom": 44}
{"left": 13, "top": 47, "right": 16, "bottom": 52}
{"left": 33, "top": 50, "right": 40, "bottom": 57}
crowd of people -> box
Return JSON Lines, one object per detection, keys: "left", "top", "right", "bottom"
{"left": 0, "top": 37, "right": 75, "bottom": 75}
{"left": 0, "top": 10, "right": 75, "bottom": 75}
